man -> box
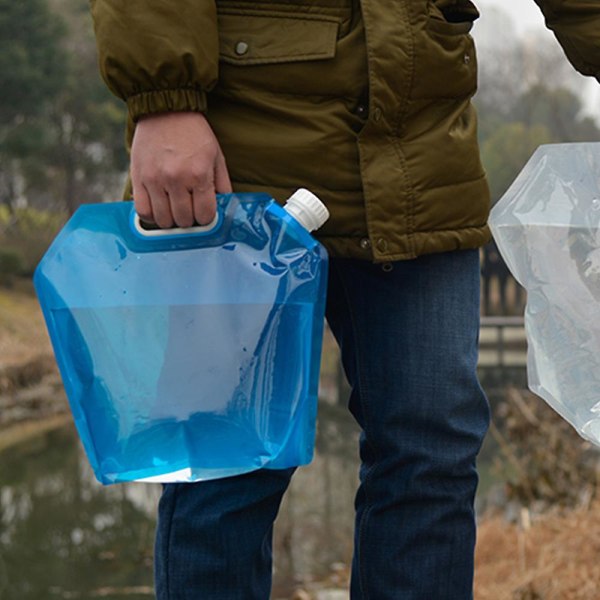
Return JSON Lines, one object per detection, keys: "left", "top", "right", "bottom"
{"left": 90, "top": 1, "right": 600, "bottom": 597}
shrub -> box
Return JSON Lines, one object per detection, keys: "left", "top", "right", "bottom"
{"left": 0, "top": 207, "right": 66, "bottom": 277}
{"left": 491, "top": 388, "right": 600, "bottom": 510}
{"left": 0, "top": 248, "right": 25, "bottom": 286}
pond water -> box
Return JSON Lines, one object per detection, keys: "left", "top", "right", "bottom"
{"left": 0, "top": 365, "right": 525, "bottom": 599}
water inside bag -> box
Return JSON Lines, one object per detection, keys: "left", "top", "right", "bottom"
{"left": 34, "top": 192, "right": 329, "bottom": 484}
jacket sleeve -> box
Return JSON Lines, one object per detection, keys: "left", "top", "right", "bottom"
{"left": 90, "top": 0, "right": 219, "bottom": 122}
{"left": 534, "top": 0, "right": 600, "bottom": 81}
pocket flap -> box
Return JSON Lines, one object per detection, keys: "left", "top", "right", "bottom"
{"left": 218, "top": 13, "right": 339, "bottom": 65}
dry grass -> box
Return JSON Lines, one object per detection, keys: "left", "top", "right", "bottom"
{"left": 286, "top": 502, "right": 600, "bottom": 600}
{"left": 475, "top": 503, "right": 600, "bottom": 599}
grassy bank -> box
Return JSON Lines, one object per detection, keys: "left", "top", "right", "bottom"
{"left": 0, "top": 280, "right": 52, "bottom": 370}
{"left": 0, "top": 281, "right": 66, "bottom": 446}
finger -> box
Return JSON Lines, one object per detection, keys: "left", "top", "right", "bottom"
{"left": 191, "top": 184, "right": 217, "bottom": 226}
{"left": 145, "top": 182, "right": 174, "bottom": 229}
{"left": 214, "top": 150, "right": 233, "bottom": 194}
{"left": 133, "top": 182, "right": 155, "bottom": 224}
{"left": 166, "top": 183, "right": 195, "bottom": 228}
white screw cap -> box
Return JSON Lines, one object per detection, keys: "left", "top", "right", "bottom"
{"left": 284, "top": 188, "right": 330, "bottom": 232}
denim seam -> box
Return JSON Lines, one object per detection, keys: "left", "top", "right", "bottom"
{"left": 335, "top": 261, "right": 380, "bottom": 600}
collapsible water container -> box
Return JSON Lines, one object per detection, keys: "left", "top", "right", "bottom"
{"left": 489, "top": 143, "right": 600, "bottom": 445}
{"left": 34, "top": 190, "right": 329, "bottom": 484}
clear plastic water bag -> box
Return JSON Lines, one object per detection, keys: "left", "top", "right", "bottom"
{"left": 489, "top": 142, "right": 600, "bottom": 445}
{"left": 34, "top": 191, "right": 329, "bottom": 484}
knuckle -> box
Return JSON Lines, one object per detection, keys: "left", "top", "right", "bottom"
{"left": 163, "top": 167, "right": 183, "bottom": 185}
{"left": 194, "top": 181, "right": 213, "bottom": 195}
{"left": 143, "top": 172, "right": 160, "bottom": 187}
{"left": 191, "top": 166, "right": 212, "bottom": 186}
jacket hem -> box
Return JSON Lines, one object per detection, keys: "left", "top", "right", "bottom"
{"left": 318, "top": 224, "right": 491, "bottom": 262}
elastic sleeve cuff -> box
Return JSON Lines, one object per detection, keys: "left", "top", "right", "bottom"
{"left": 126, "top": 88, "right": 208, "bottom": 122}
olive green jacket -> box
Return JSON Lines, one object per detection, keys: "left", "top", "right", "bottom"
{"left": 90, "top": 0, "right": 600, "bottom": 261}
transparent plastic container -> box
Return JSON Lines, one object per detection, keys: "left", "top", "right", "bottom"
{"left": 489, "top": 143, "right": 600, "bottom": 445}
{"left": 34, "top": 190, "right": 329, "bottom": 484}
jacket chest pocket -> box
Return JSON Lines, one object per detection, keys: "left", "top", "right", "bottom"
{"left": 410, "top": 1, "right": 479, "bottom": 99}
{"left": 219, "top": 13, "right": 338, "bottom": 65}
{"left": 214, "top": 9, "right": 346, "bottom": 96}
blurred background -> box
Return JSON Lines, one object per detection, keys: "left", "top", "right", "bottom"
{"left": 1, "top": 1, "right": 600, "bottom": 598}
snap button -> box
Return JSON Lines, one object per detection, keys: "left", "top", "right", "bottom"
{"left": 235, "top": 41, "right": 249, "bottom": 56}
{"left": 373, "top": 107, "right": 382, "bottom": 122}
{"left": 382, "top": 262, "right": 394, "bottom": 272}
{"left": 356, "top": 104, "right": 368, "bottom": 119}
{"left": 376, "top": 237, "right": 388, "bottom": 252}
{"left": 464, "top": 53, "right": 471, "bottom": 65}
{"left": 359, "top": 237, "right": 371, "bottom": 250}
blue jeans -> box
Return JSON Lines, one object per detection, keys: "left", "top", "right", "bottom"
{"left": 154, "top": 249, "right": 490, "bottom": 599}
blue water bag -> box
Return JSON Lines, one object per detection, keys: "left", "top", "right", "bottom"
{"left": 34, "top": 190, "right": 329, "bottom": 484}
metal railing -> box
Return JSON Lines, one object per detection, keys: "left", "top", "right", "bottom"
{"left": 479, "top": 316, "right": 526, "bottom": 367}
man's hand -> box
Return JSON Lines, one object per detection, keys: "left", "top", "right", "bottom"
{"left": 131, "top": 112, "right": 232, "bottom": 228}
